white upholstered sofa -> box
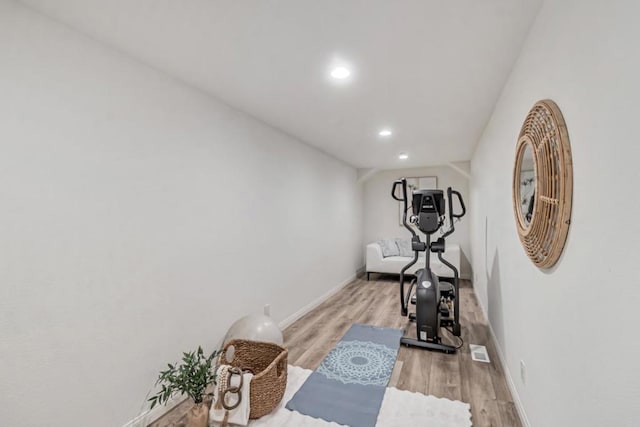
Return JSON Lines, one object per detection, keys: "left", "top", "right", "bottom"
{"left": 366, "top": 240, "right": 460, "bottom": 280}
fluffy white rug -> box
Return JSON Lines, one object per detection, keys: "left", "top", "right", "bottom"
{"left": 213, "top": 365, "right": 472, "bottom": 427}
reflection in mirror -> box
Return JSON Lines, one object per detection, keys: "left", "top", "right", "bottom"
{"left": 518, "top": 143, "right": 535, "bottom": 226}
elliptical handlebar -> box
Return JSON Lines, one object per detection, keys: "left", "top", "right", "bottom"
{"left": 441, "top": 187, "right": 466, "bottom": 239}
{"left": 393, "top": 178, "right": 418, "bottom": 316}
{"left": 391, "top": 180, "right": 404, "bottom": 202}
{"left": 392, "top": 178, "right": 418, "bottom": 239}
{"left": 450, "top": 188, "right": 466, "bottom": 218}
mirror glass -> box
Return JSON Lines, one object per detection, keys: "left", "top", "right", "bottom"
{"left": 518, "top": 143, "right": 536, "bottom": 226}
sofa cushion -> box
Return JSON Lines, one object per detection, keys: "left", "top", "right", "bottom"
{"left": 395, "top": 238, "right": 413, "bottom": 257}
{"left": 377, "top": 239, "right": 400, "bottom": 257}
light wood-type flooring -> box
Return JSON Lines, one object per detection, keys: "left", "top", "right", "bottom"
{"left": 149, "top": 275, "right": 522, "bottom": 427}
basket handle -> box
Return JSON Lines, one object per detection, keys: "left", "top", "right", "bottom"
{"left": 276, "top": 357, "right": 286, "bottom": 379}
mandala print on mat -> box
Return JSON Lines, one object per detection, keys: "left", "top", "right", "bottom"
{"left": 317, "top": 340, "right": 397, "bottom": 386}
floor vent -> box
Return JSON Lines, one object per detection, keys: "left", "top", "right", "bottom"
{"left": 470, "top": 344, "right": 490, "bottom": 363}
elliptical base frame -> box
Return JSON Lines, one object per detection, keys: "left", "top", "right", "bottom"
{"left": 400, "top": 337, "right": 456, "bottom": 354}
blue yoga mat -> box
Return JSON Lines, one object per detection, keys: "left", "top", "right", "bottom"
{"left": 286, "top": 324, "right": 403, "bottom": 427}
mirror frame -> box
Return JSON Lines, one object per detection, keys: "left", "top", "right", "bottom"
{"left": 512, "top": 100, "right": 573, "bottom": 269}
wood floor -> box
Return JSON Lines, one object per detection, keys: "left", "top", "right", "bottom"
{"left": 149, "top": 275, "right": 521, "bottom": 427}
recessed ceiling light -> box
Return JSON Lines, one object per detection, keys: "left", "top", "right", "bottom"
{"left": 330, "top": 67, "right": 351, "bottom": 79}
{"left": 398, "top": 153, "right": 409, "bottom": 160}
{"left": 379, "top": 129, "right": 392, "bottom": 137}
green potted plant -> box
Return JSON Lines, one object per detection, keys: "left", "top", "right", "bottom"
{"left": 149, "top": 346, "right": 219, "bottom": 427}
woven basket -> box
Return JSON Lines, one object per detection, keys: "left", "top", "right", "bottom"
{"left": 219, "top": 339, "right": 288, "bottom": 419}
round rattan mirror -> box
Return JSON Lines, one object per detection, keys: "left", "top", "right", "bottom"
{"left": 513, "top": 100, "right": 573, "bottom": 268}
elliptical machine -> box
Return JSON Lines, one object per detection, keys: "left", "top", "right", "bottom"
{"left": 391, "top": 178, "right": 466, "bottom": 354}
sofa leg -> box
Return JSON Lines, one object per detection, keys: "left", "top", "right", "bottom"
{"left": 367, "top": 272, "right": 370, "bottom": 281}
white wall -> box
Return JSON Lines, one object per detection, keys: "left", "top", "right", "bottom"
{"left": 0, "top": 2, "right": 362, "bottom": 426}
{"left": 363, "top": 165, "right": 471, "bottom": 278}
{"left": 470, "top": 1, "right": 640, "bottom": 426}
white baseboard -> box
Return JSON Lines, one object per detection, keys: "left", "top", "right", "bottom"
{"left": 278, "top": 273, "right": 357, "bottom": 330}
{"left": 122, "top": 394, "right": 186, "bottom": 427}
{"left": 478, "top": 302, "right": 531, "bottom": 427}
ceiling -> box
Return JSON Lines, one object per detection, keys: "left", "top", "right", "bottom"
{"left": 20, "top": 0, "right": 542, "bottom": 169}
